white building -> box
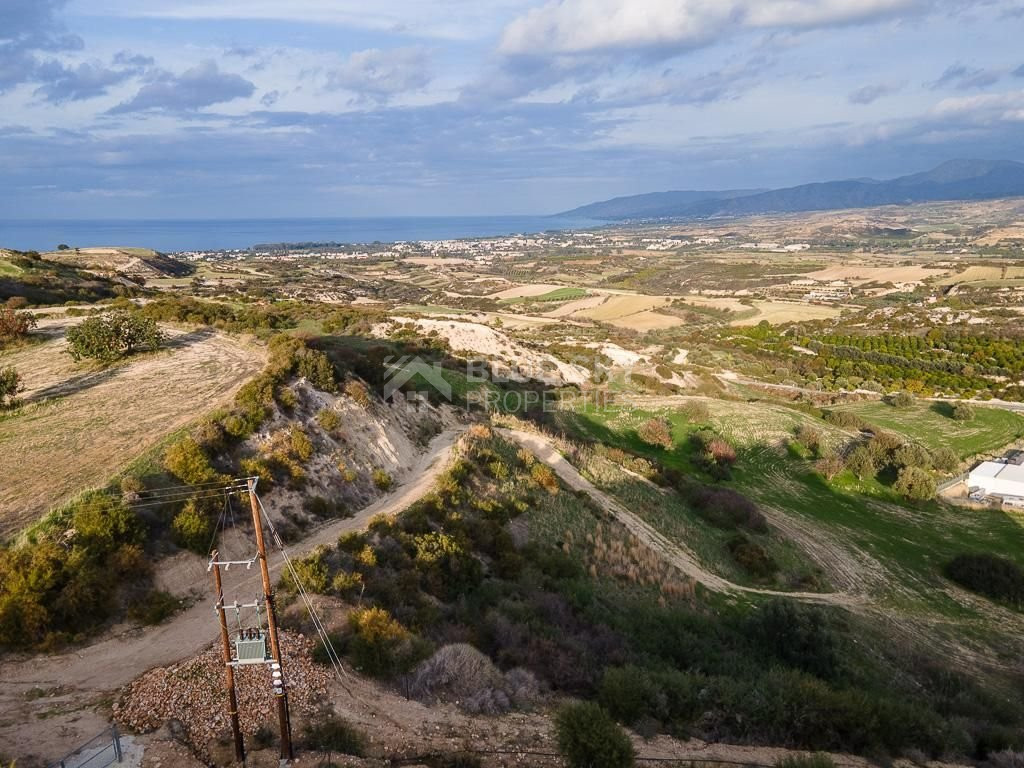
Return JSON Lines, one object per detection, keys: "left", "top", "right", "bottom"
{"left": 968, "top": 453, "right": 1024, "bottom": 503}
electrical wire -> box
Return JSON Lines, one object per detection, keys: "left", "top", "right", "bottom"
{"left": 255, "top": 492, "right": 352, "bottom": 691}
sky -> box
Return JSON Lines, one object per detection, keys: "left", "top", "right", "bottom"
{"left": 1, "top": 0, "right": 1023, "bottom": 218}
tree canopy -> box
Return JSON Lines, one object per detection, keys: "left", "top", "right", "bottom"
{"left": 65, "top": 311, "right": 163, "bottom": 362}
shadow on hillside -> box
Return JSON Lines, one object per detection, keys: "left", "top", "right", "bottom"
{"left": 163, "top": 327, "right": 216, "bottom": 349}
{"left": 28, "top": 367, "right": 121, "bottom": 402}
{"left": 26, "top": 329, "right": 214, "bottom": 402}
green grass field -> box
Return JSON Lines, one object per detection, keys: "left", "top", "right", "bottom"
{"left": 832, "top": 400, "right": 1024, "bottom": 458}
{"left": 501, "top": 287, "right": 587, "bottom": 304}
{"left": 0, "top": 259, "right": 23, "bottom": 277}
{"left": 559, "top": 397, "right": 1024, "bottom": 618}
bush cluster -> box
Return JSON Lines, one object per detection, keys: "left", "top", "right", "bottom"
{"left": 0, "top": 492, "right": 147, "bottom": 649}
{"left": 944, "top": 553, "right": 1024, "bottom": 608}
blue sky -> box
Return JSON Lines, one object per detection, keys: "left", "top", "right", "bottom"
{"left": 1, "top": 0, "right": 1023, "bottom": 218}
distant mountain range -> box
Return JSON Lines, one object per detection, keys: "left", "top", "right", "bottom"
{"left": 560, "top": 159, "right": 1024, "bottom": 220}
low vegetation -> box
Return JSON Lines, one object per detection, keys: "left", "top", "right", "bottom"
{"left": 275, "top": 428, "right": 1024, "bottom": 761}
{"left": 0, "top": 491, "right": 149, "bottom": 649}
{"left": 0, "top": 366, "right": 22, "bottom": 409}
{"left": 555, "top": 700, "right": 634, "bottom": 768}
{"left": 945, "top": 553, "right": 1024, "bottom": 609}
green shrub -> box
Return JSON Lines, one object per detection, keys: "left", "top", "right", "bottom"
{"left": 951, "top": 402, "right": 976, "bottom": 421}
{"left": 171, "top": 499, "right": 216, "bottom": 554}
{"left": 164, "top": 437, "right": 219, "bottom": 485}
{"left": 372, "top": 469, "right": 393, "bottom": 491}
{"left": 290, "top": 425, "right": 314, "bottom": 462}
{"left": 347, "top": 606, "right": 412, "bottom": 677}
{"left": 893, "top": 442, "right": 932, "bottom": 471}
{"left": 681, "top": 400, "right": 711, "bottom": 423}
{"left": 727, "top": 535, "right": 779, "bottom": 581}
{"left": 945, "top": 553, "right": 1024, "bottom": 608}
{"left": 931, "top": 447, "right": 959, "bottom": 473}
{"left": 0, "top": 366, "right": 23, "bottom": 409}
{"left": 598, "top": 666, "right": 660, "bottom": 725}
{"left": 888, "top": 391, "right": 915, "bottom": 408}
{"left": 0, "top": 492, "right": 148, "bottom": 649}
{"left": 317, "top": 408, "right": 342, "bottom": 432}
{"left": 280, "top": 548, "right": 331, "bottom": 594}
{"left": 302, "top": 713, "right": 365, "bottom": 756}
{"left": 775, "top": 754, "right": 837, "bottom": 768}
{"left": 845, "top": 445, "right": 875, "bottom": 479}
{"left": 822, "top": 410, "right": 866, "bottom": 430}
{"left": 893, "top": 466, "right": 936, "bottom": 501}
{"left": 555, "top": 701, "right": 635, "bottom": 768}
{"left": 746, "top": 600, "right": 840, "bottom": 679}
{"left": 296, "top": 348, "right": 337, "bottom": 392}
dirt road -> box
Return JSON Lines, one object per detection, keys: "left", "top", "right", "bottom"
{"left": 0, "top": 427, "right": 464, "bottom": 763}
{"left": 499, "top": 428, "right": 862, "bottom": 607}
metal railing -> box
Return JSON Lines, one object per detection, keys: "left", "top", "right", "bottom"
{"left": 47, "top": 726, "right": 123, "bottom": 768}
{"left": 937, "top": 471, "right": 968, "bottom": 494}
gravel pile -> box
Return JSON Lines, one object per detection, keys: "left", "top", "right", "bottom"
{"left": 114, "top": 631, "right": 333, "bottom": 757}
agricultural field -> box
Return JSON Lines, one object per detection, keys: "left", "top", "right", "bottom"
{"left": 0, "top": 319, "right": 264, "bottom": 538}
{"left": 830, "top": 401, "right": 1024, "bottom": 458}
{"left": 730, "top": 300, "right": 845, "bottom": 326}
{"left": 500, "top": 286, "right": 587, "bottom": 304}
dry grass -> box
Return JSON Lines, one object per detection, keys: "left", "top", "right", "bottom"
{"left": 567, "top": 521, "right": 695, "bottom": 602}
{"left": 0, "top": 320, "right": 265, "bottom": 537}
{"left": 576, "top": 294, "right": 669, "bottom": 321}
{"left": 606, "top": 310, "right": 683, "bottom": 330}
{"left": 938, "top": 265, "right": 1010, "bottom": 286}
{"left": 730, "top": 301, "right": 843, "bottom": 326}
{"left": 489, "top": 283, "right": 564, "bottom": 299}
{"left": 804, "top": 264, "right": 950, "bottom": 284}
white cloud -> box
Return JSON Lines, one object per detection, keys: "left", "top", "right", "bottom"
{"left": 499, "top": 0, "right": 927, "bottom": 55}
{"left": 930, "top": 89, "right": 1024, "bottom": 123}
{"left": 325, "top": 47, "right": 431, "bottom": 100}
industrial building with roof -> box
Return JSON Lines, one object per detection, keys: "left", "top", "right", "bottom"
{"left": 968, "top": 451, "right": 1024, "bottom": 508}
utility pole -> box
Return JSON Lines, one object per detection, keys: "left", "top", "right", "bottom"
{"left": 248, "top": 478, "right": 294, "bottom": 761}
{"left": 211, "top": 550, "right": 245, "bottom": 763}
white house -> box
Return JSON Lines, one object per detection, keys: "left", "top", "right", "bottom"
{"left": 968, "top": 453, "right": 1024, "bottom": 503}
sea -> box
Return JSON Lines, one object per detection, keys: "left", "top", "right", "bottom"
{"left": 0, "top": 215, "right": 604, "bottom": 254}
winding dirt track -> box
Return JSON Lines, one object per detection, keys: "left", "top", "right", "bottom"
{"left": 2, "top": 423, "right": 861, "bottom": 762}
{"left": 499, "top": 428, "right": 862, "bottom": 607}
{"left": 0, "top": 428, "right": 463, "bottom": 762}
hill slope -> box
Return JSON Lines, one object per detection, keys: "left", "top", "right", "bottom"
{"left": 561, "top": 159, "right": 1024, "bottom": 220}
{"left": 41, "top": 246, "right": 193, "bottom": 278}
{"left": 562, "top": 188, "right": 763, "bottom": 219}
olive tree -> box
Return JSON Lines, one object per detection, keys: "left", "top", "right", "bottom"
{"left": 66, "top": 311, "right": 163, "bottom": 362}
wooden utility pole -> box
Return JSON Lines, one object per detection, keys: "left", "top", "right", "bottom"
{"left": 211, "top": 550, "right": 245, "bottom": 763}
{"left": 248, "top": 478, "right": 294, "bottom": 760}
